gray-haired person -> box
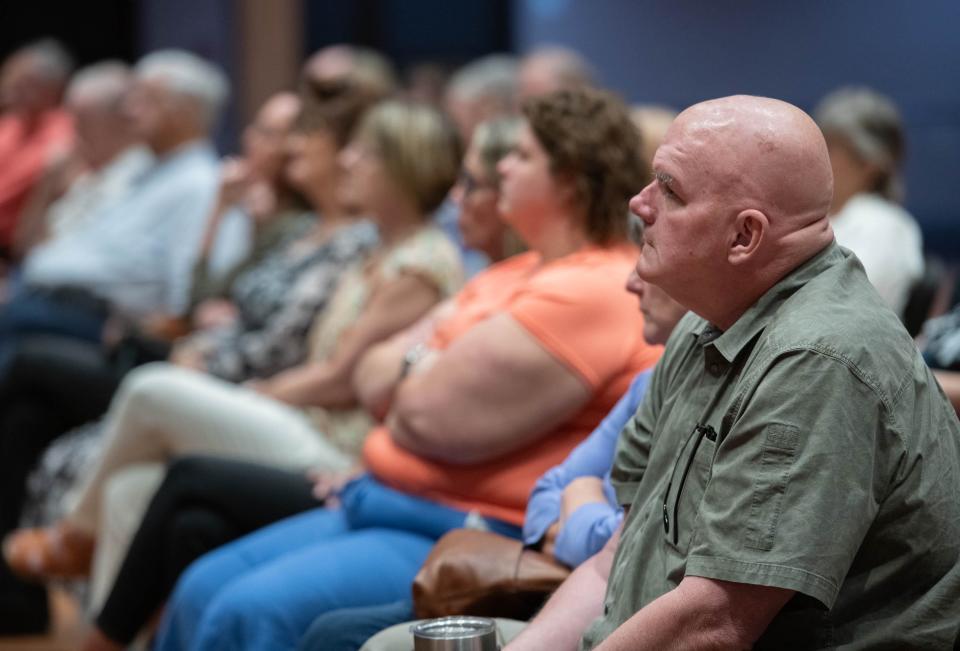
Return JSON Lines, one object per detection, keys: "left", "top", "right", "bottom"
{"left": 13, "top": 61, "right": 154, "bottom": 256}
{"left": 11, "top": 50, "right": 231, "bottom": 341}
{"left": 815, "top": 86, "right": 923, "bottom": 317}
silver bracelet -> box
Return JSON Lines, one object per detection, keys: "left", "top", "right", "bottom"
{"left": 399, "top": 343, "right": 430, "bottom": 379}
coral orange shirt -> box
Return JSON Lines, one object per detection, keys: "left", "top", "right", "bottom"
{"left": 0, "top": 109, "right": 74, "bottom": 249}
{"left": 363, "top": 244, "right": 663, "bottom": 526}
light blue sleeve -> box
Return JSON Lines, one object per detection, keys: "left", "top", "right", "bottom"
{"left": 161, "top": 165, "right": 220, "bottom": 315}
{"left": 521, "top": 369, "right": 652, "bottom": 562}
{"left": 553, "top": 499, "right": 623, "bottom": 567}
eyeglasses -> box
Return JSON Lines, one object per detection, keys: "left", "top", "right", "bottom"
{"left": 457, "top": 167, "right": 495, "bottom": 197}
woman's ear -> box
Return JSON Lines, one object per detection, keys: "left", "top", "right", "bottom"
{"left": 554, "top": 172, "right": 580, "bottom": 208}
{"left": 728, "top": 209, "right": 767, "bottom": 265}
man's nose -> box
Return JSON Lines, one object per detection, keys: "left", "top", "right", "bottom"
{"left": 629, "top": 183, "right": 656, "bottom": 225}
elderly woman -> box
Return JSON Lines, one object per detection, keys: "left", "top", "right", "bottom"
{"left": 152, "top": 87, "right": 660, "bottom": 651}
{"left": 815, "top": 87, "right": 923, "bottom": 316}
{"left": 73, "top": 115, "right": 524, "bottom": 651}
{"left": 4, "top": 101, "right": 463, "bottom": 593}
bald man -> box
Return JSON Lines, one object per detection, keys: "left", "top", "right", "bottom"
{"left": 506, "top": 96, "right": 960, "bottom": 650}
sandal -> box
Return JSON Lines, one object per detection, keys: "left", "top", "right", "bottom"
{"left": 2, "top": 522, "right": 95, "bottom": 581}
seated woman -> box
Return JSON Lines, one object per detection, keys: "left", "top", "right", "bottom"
{"left": 814, "top": 87, "right": 923, "bottom": 317}
{"left": 77, "top": 115, "right": 525, "bottom": 651}
{"left": 330, "top": 274, "right": 688, "bottom": 651}
{"left": 152, "top": 87, "right": 660, "bottom": 651}
{"left": 3, "top": 100, "right": 464, "bottom": 600}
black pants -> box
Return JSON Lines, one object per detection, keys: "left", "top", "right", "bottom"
{"left": 0, "top": 335, "right": 122, "bottom": 634}
{"left": 0, "top": 335, "right": 123, "bottom": 532}
{"left": 96, "top": 455, "right": 319, "bottom": 645}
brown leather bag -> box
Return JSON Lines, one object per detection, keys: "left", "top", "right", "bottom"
{"left": 412, "top": 528, "right": 571, "bottom": 620}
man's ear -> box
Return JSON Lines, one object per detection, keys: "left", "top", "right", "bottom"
{"left": 729, "top": 209, "right": 767, "bottom": 265}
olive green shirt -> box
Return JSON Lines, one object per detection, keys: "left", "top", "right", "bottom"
{"left": 582, "top": 244, "right": 960, "bottom": 650}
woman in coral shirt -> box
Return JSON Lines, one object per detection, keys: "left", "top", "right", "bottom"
{"left": 152, "top": 87, "right": 660, "bottom": 651}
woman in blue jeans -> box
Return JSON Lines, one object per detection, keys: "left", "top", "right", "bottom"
{"left": 154, "top": 87, "right": 655, "bottom": 651}
{"left": 300, "top": 274, "right": 688, "bottom": 651}
{"left": 155, "top": 475, "right": 522, "bottom": 650}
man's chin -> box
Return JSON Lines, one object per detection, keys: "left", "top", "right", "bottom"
{"left": 634, "top": 258, "right": 659, "bottom": 282}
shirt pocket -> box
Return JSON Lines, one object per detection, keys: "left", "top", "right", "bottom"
{"left": 742, "top": 423, "right": 800, "bottom": 551}
{"left": 661, "top": 424, "right": 718, "bottom": 549}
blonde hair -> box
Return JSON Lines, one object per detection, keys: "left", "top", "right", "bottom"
{"left": 354, "top": 101, "right": 462, "bottom": 215}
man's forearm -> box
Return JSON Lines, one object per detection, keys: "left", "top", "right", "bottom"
{"left": 592, "top": 587, "right": 728, "bottom": 651}
{"left": 506, "top": 530, "right": 618, "bottom": 651}
{"left": 593, "top": 577, "right": 794, "bottom": 651}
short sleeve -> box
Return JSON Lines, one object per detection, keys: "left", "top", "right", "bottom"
{"left": 381, "top": 228, "right": 464, "bottom": 299}
{"left": 684, "top": 350, "right": 893, "bottom": 608}
{"left": 509, "top": 264, "right": 650, "bottom": 388}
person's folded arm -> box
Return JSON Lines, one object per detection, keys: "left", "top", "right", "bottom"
{"left": 256, "top": 273, "right": 441, "bottom": 408}
{"left": 388, "top": 312, "right": 592, "bottom": 464}
{"left": 553, "top": 500, "right": 621, "bottom": 568}
{"left": 523, "top": 371, "right": 649, "bottom": 548}
{"left": 593, "top": 577, "right": 794, "bottom": 651}
{"left": 352, "top": 298, "right": 455, "bottom": 419}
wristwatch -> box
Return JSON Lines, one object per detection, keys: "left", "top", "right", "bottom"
{"left": 399, "top": 343, "right": 430, "bottom": 379}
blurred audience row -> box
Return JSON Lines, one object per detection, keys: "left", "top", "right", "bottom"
{"left": 0, "top": 36, "right": 956, "bottom": 649}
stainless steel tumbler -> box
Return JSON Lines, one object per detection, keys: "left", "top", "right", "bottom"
{"left": 411, "top": 616, "right": 500, "bottom": 651}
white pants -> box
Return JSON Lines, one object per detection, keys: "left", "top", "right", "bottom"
{"left": 66, "top": 363, "right": 352, "bottom": 611}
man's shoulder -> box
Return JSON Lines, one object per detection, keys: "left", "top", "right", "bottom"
{"left": 759, "top": 258, "right": 921, "bottom": 406}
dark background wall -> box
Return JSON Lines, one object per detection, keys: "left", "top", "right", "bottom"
{"left": 0, "top": 1, "right": 136, "bottom": 65}
{"left": 513, "top": 0, "right": 960, "bottom": 258}
{"left": 302, "top": 0, "right": 510, "bottom": 71}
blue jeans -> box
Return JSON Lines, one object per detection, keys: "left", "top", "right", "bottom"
{"left": 153, "top": 475, "right": 521, "bottom": 651}
{"left": 0, "top": 288, "right": 106, "bottom": 344}
{"left": 297, "top": 600, "right": 414, "bottom": 651}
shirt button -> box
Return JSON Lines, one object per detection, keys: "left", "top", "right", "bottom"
{"left": 709, "top": 363, "right": 721, "bottom": 375}
{"left": 662, "top": 504, "right": 670, "bottom": 533}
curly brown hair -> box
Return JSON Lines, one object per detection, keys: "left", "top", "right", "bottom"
{"left": 522, "top": 87, "right": 648, "bottom": 243}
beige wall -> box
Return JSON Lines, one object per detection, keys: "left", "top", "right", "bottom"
{"left": 236, "top": 0, "right": 302, "bottom": 126}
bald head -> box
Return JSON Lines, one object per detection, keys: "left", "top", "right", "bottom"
{"left": 634, "top": 95, "right": 836, "bottom": 328}
{"left": 674, "top": 95, "right": 833, "bottom": 228}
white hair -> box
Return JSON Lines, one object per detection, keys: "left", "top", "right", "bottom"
{"left": 815, "top": 86, "right": 905, "bottom": 202}
{"left": 522, "top": 45, "right": 595, "bottom": 88}
{"left": 448, "top": 54, "right": 519, "bottom": 108}
{"left": 66, "top": 61, "right": 131, "bottom": 111}
{"left": 135, "top": 49, "right": 229, "bottom": 129}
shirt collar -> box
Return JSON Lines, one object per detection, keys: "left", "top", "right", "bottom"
{"left": 696, "top": 241, "right": 845, "bottom": 363}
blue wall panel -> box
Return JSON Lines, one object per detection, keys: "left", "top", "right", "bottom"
{"left": 514, "top": 0, "right": 960, "bottom": 257}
